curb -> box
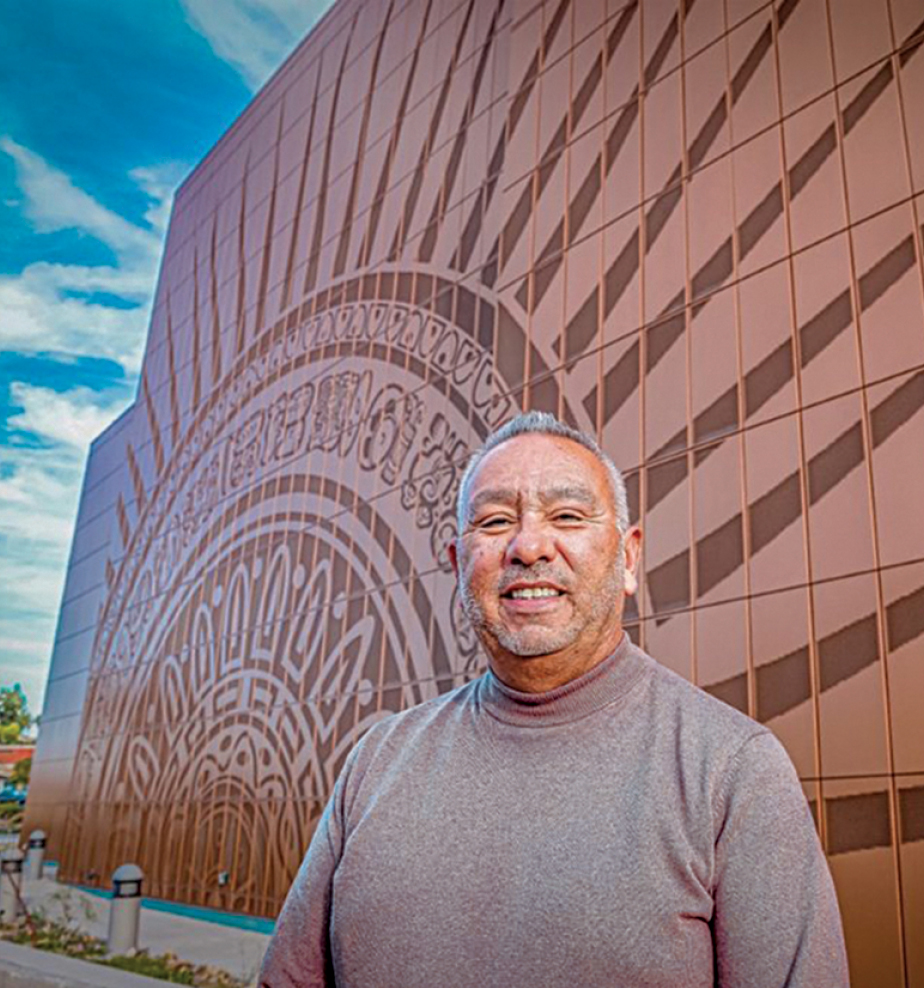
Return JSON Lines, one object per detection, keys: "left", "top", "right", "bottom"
{"left": 0, "top": 940, "right": 169, "bottom": 988}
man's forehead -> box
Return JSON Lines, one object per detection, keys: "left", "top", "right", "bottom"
{"left": 468, "top": 433, "right": 611, "bottom": 495}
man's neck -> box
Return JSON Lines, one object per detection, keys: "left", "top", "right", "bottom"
{"left": 487, "top": 628, "right": 625, "bottom": 693}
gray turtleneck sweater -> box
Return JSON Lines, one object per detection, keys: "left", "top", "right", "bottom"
{"left": 259, "top": 637, "right": 849, "bottom": 987}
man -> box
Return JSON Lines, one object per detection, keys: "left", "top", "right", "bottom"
{"left": 260, "top": 412, "right": 849, "bottom": 987}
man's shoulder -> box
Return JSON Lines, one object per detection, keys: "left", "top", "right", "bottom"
{"left": 346, "top": 676, "right": 482, "bottom": 766}
{"left": 634, "top": 644, "right": 799, "bottom": 807}
{"left": 637, "top": 644, "right": 771, "bottom": 751}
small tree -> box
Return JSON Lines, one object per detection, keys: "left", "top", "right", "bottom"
{"left": 0, "top": 684, "right": 32, "bottom": 743}
{"left": 0, "top": 721, "right": 21, "bottom": 744}
{"left": 11, "top": 756, "right": 31, "bottom": 787}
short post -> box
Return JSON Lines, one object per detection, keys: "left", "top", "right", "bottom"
{"left": 0, "top": 847, "right": 24, "bottom": 922}
{"left": 25, "top": 829, "right": 46, "bottom": 882}
{"left": 107, "top": 863, "right": 143, "bottom": 954}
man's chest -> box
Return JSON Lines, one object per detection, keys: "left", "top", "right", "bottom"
{"left": 329, "top": 744, "right": 717, "bottom": 987}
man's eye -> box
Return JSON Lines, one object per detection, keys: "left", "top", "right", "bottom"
{"left": 554, "top": 512, "right": 583, "bottom": 523}
{"left": 479, "top": 516, "right": 511, "bottom": 528}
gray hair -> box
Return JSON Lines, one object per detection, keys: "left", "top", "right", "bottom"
{"left": 456, "top": 411, "right": 629, "bottom": 534}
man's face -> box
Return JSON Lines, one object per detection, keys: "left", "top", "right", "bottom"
{"left": 449, "top": 433, "right": 641, "bottom": 689}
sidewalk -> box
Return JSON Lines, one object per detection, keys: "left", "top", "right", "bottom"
{"left": 0, "top": 939, "right": 181, "bottom": 988}
{"left": 6, "top": 866, "right": 271, "bottom": 985}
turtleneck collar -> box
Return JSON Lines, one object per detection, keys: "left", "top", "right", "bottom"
{"left": 478, "top": 633, "right": 647, "bottom": 727}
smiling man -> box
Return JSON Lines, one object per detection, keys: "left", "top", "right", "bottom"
{"left": 259, "top": 412, "right": 849, "bottom": 988}
{"left": 450, "top": 424, "right": 639, "bottom": 694}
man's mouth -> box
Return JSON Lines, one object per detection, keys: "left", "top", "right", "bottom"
{"left": 505, "top": 587, "right": 563, "bottom": 599}
{"left": 500, "top": 580, "right": 567, "bottom": 602}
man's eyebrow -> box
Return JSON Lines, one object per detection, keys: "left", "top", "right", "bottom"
{"left": 467, "top": 488, "right": 518, "bottom": 518}
{"left": 538, "top": 485, "right": 600, "bottom": 508}
{"left": 466, "top": 484, "right": 603, "bottom": 520}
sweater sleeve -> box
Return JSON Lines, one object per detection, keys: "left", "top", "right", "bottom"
{"left": 258, "top": 784, "right": 347, "bottom": 988}
{"left": 712, "top": 732, "right": 850, "bottom": 988}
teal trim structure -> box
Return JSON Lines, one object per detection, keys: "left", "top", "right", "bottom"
{"left": 76, "top": 885, "right": 276, "bottom": 935}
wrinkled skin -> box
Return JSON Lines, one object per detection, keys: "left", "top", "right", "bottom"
{"left": 449, "top": 434, "right": 642, "bottom": 693}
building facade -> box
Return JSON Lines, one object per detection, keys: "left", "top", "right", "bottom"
{"left": 25, "top": 0, "right": 924, "bottom": 983}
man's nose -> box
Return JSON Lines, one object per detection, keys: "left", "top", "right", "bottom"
{"left": 505, "top": 516, "right": 557, "bottom": 567}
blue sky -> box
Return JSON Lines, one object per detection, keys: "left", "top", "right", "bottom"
{"left": 0, "top": 0, "right": 333, "bottom": 719}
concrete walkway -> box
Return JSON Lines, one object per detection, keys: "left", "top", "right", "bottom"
{"left": 5, "top": 869, "right": 271, "bottom": 986}
{"left": 0, "top": 939, "right": 174, "bottom": 988}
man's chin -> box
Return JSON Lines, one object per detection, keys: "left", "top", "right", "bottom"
{"left": 494, "top": 629, "right": 576, "bottom": 658}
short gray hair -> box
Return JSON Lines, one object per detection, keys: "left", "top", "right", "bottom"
{"left": 456, "top": 411, "right": 629, "bottom": 534}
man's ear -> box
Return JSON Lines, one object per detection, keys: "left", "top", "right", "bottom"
{"left": 448, "top": 538, "right": 459, "bottom": 577}
{"left": 622, "top": 526, "right": 642, "bottom": 596}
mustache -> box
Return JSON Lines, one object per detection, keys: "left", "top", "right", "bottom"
{"left": 497, "top": 564, "right": 570, "bottom": 595}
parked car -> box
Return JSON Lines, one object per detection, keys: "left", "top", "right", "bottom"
{"left": 0, "top": 783, "right": 27, "bottom": 805}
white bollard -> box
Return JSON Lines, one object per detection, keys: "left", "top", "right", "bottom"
{"left": 0, "top": 847, "right": 24, "bottom": 922}
{"left": 107, "top": 863, "right": 143, "bottom": 954}
{"left": 25, "top": 829, "right": 46, "bottom": 882}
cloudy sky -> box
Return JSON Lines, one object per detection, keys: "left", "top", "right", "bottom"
{"left": 0, "top": 0, "right": 333, "bottom": 718}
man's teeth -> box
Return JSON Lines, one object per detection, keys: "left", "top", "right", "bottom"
{"left": 508, "top": 587, "right": 560, "bottom": 599}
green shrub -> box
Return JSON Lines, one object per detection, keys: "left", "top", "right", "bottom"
{"left": 101, "top": 952, "right": 195, "bottom": 984}
{"left": 4, "top": 913, "right": 105, "bottom": 958}
{"left": 11, "top": 756, "right": 31, "bottom": 786}
{"left": 0, "top": 801, "right": 24, "bottom": 832}
{"left": 0, "top": 722, "right": 21, "bottom": 744}
{"left": 1, "top": 910, "right": 247, "bottom": 986}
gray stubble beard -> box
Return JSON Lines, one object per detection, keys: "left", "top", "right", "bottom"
{"left": 456, "top": 540, "right": 626, "bottom": 659}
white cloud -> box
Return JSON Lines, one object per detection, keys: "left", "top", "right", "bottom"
{"left": 1, "top": 138, "right": 154, "bottom": 256}
{"left": 180, "top": 0, "right": 331, "bottom": 90}
{"left": 130, "top": 163, "right": 190, "bottom": 233}
{"left": 0, "top": 141, "right": 185, "bottom": 718}
{"left": 1, "top": 638, "right": 49, "bottom": 659}
{"left": 0, "top": 264, "right": 152, "bottom": 370}
{"left": 0, "top": 444, "right": 84, "bottom": 713}
{"left": 0, "top": 385, "right": 128, "bottom": 551}
{"left": 0, "top": 142, "right": 185, "bottom": 373}
{"left": 0, "top": 386, "right": 128, "bottom": 713}
{"left": 8, "top": 383, "right": 127, "bottom": 448}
